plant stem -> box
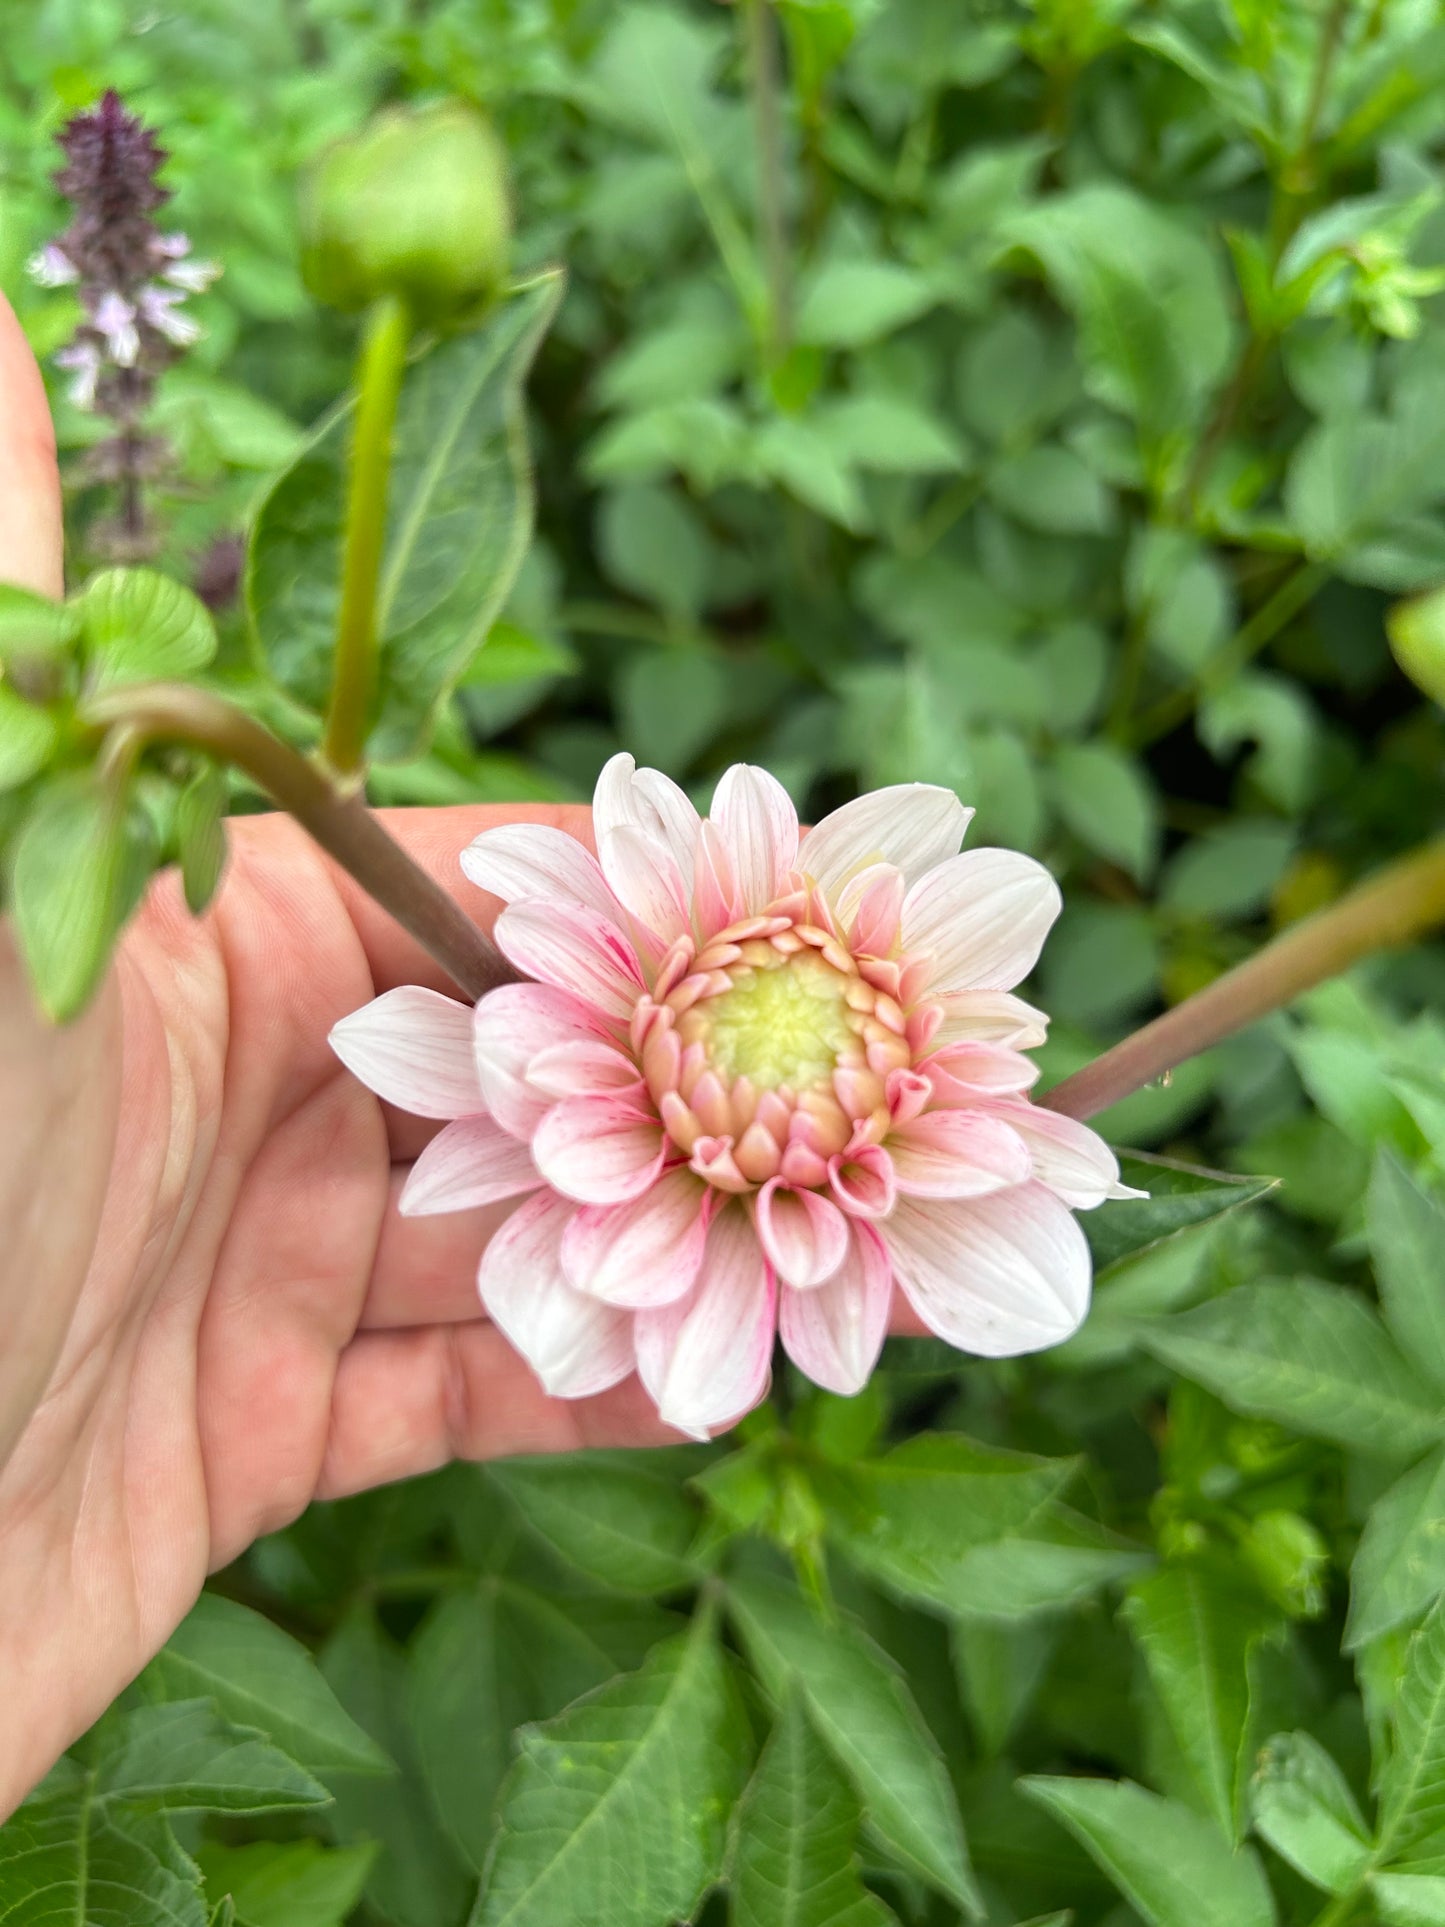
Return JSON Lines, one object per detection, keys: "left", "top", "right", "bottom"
{"left": 83, "top": 683, "right": 515, "bottom": 1000}
{"left": 1305, "top": 1883, "right": 1363, "bottom": 1927}
{"left": 1042, "top": 833, "right": 1445, "bottom": 1122}
{"left": 745, "top": 0, "right": 792, "bottom": 370}
{"left": 322, "top": 294, "right": 410, "bottom": 779}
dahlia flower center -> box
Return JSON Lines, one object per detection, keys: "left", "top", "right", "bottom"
{"left": 703, "top": 950, "right": 853, "bottom": 1091}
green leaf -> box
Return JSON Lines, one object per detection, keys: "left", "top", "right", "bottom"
{"left": 0, "top": 581, "right": 81, "bottom": 660}
{"left": 0, "top": 1787, "right": 207, "bottom": 1927}
{"left": 618, "top": 648, "right": 729, "bottom": 773}
{"left": 486, "top": 1452, "right": 703, "bottom": 1595}
{"left": 1020, "top": 1777, "right": 1276, "bottom": 1927}
{"left": 1162, "top": 821, "right": 1296, "bottom": 920}
{"left": 1285, "top": 385, "right": 1445, "bottom": 590}
{"left": 1348, "top": 1446, "right": 1445, "bottom": 1650}
{"left": 472, "top": 1609, "right": 753, "bottom": 1927}
{"left": 596, "top": 482, "right": 712, "bottom": 619}
{"left": 815, "top": 394, "right": 968, "bottom": 475}
{"left": 753, "top": 416, "right": 866, "bottom": 529}
{"left": 79, "top": 568, "right": 218, "bottom": 690}
{"left": 1249, "top": 1731, "right": 1371, "bottom": 1894}
{"left": 1370, "top": 1153, "right": 1445, "bottom": 1397}
{"left": 141, "top": 1592, "right": 390, "bottom": 1779}
{"left": 197, "top": 1841, "right": 376, "bottom": 1927}
{"left": 11, "top": 774, "right": 156, "bottom": 1021}
{"left": 726, "top": 1565, "right": 982, "bottom": 1913}
{"left": 1081, "top": 1155, "right": 1275, "bottom": 1273}
{"left": 411, "top": 1576, "right": 674, "bottom": 1869}
{"left": 729, "top": 1691, "right": 897, "bottom": 1927}
{"left": 93, "top": 1701, "right": 329, "bottom": 1814}
{"left": 1051, "top": 741, "right": 1159, "bottom": 881}
{"left": 175, "top": 764, "right": 229, "bottom": 915}
{"left": 248, "top": 273, "right": 563, "bottom": 761}
{"left": 1379, "top": 1596, "right": 1445, "bottom": 1864}
{"left": 1123, "top": 1565, "right": 1278, "bottom": 1839}
{"left": 320, "top": 1609, "right": 473, "bottom": 1927}
{"left": 1144, "top": 1279, "right": 1445, "bottom": 1458}
{"left": 0, "top": 682, "right": 60, "bottom": 791}
{"left": 990, "top": 444, "right": 1115, "bottom": 535}
{"left": 795, "top": 259, "right": 936, "bottom": 348}
{"left": 1375, "top": 1871, "right": 1445, "bottom": 1925}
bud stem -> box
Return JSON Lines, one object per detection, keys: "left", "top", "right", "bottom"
{"left": 322, "top": 294, "right": 410, "bottom": 778}
{"left": 82, "top": 682, "right": 515, "bottom": 1000}
{"left": 1042, "top": 835, "right": 1445, "bottom": 1122}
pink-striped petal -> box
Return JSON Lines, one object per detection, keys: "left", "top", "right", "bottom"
{"left": 532, "top": 1096, "right": 666, "bottom": 1204}
{"left": 710, "top": 764, "right": 799, "bottom": 913}
{"left": 890, "top": 1109, "right": 1033, "bottom": 1198}
{"left": 473, "top": 984, "right": 620, "bottom": 1138}
{"left": 693, "top": 819, "right": 743, "bottom": 940}
{"left": 829, "top": 1144, "right": 897, "bottom": 1219}
{"left": 923, "top": 1042, "right": 1039, "bottom": 1106}
{"left": 460, "top": 823, "right": 619, "bottom": 924}
{"left": 902, "top": 849, "right": 1062, "bottom": 993}
{"left": 756, "top": 1180, "right": 850, "bottom": 1289}
{"left": 478, "top": 1189, "right": 634, "bottom": 1397}
{"left": 562, "top": 1167, "right": 712, "bottom": 1307}
{"left": 800, "top": 784, "right": 971, "bottom": 899}
{"left": 780, "top": 1221, "right": 891, "bottom": 1395}
{"left": 330, "top": 986, "right": 484, "bottom": 1119}
{"left": 527, "top": 1040, "right": 644, "bottom": 1099}
{"left": 838, "top": 863, "right": 905, "bottom": 956}
{"left": 930, "top": 990, "right": 1051, "bottom": 1051}
{"left": 594, "top": 753, "right": 701, "bottom": 889}
{"left": 885, "top": 1183, "right": 1091, "bottom": 1356}
{"left": 494, "top": 899, "right": 646, "bottom": 1020}
{"left": 599, "top": 823, "right": 692, "bottom": 949}
{"left": 399, "top": 1116, "right": 542, "bottom": 1216}
{"left": 984, "top": 1102, "right": 1138, "bottom": 1210}
{"left": 635, "top": 1205, "right": 775, "bottom": 1437}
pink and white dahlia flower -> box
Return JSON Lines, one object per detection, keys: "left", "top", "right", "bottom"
{"left": 331, "top": 759, "right": 1134, "bottom": 1437}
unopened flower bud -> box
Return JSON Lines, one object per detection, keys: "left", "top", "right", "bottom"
{"left": 300, "top": 103, "right": 511, "bottom": 324}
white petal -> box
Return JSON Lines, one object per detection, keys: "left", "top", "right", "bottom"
{"left": 598, "top": 824, "right": 692, "bottom": 949}
{"left": 399, "top": 1116, "right": 542, "bottom": 1216}
{"left": 902, "top": 848, "right": 1062, "bottom": 993}
{"left": 330, "top": 986, "right": 484, "bottom": 1119}
{"left": 478, "top": 1189, "right": 634, "bottom": 1398}
{"left": 800, "top": 784, "right": 972, "bottom": 902}
{"left": 985, "top": 1102, "right": 1135, "bottom": 1210}
{"left": 755, "top": 1181, "right": 849, "bottom": 1289}
{"left": 460, "top": 823, "right": 620, "bottom": 924}
{"left": 885, "top": 1183, "right": 1091, "bottom": 1356}
{"left": 532, "top": 1097, "right": 666, "bottom": 1204}
{"left": 889, "top": 1108, "right": 1032, "bottom": 1198}
{"left": 472, "top": 983, "right": 620, "bottom": 1138}
{"left": 923, "top": 1042, "right": 1039, "bottom": 1106}
{"left": 594, "top": 754, "right": 702, "bottom": 889}
{"left": 710, "top": 764, "right": 799, "bottom": 913}
{"left": 635, "top": 1205, "right": 775, "bottom": 1437}
{"left": 932, "top": 990, "right": 1051, "bottom": 1051}
{"left": 562, "top": 1168, "right": 711, "bottom": 1307}
{"left": 780, "top": 1221, "right": 891, "bottom": 1395}
{"left": 527, "top": 1040, "right": 643, "bottom": 1098}
{"left": 494, "top": 899, "right": 646, "bottom": 1020}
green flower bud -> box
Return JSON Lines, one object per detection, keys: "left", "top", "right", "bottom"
{"left": 1389, "top": 585, "right": 1445, "bottom": 709}
{"left": 300, "top": 102, "right": 510, "bottom": 324}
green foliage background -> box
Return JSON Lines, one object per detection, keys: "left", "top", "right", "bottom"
{"left": 6, "top": 1, "right": 1445, "bottom": 1923}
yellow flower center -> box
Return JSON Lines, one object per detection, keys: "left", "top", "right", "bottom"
{"left": 701, "top": 951, "right": 854, "bottom": 1092}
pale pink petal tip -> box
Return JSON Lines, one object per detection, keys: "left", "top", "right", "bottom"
{"left": 330, "top": 985, "right": 484, "bottom": 1119}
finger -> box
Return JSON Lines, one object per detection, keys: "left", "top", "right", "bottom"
{"left": 314, "top": 1322, "right": 680, "bottom": 1499}
{"left": 0, "top": 293, "right": 64, "bottom": 595}
{"left": 358, "top": 1170, "right": 511, "bottom": 1328}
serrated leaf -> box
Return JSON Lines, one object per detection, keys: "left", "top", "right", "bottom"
{"left": 11, "top": 774, "right": 156, "bottom": 1021}
{"left": 0, "top": 682, "right": 60, "bottom": 791}
{"left": 472, "top": 1609, "right": 753, "bottom": 1927}
{"left": 1123, "top": 1565, "right": 1279, "bottom": 1840}
{"left": 141, "top": 1593, "right": 390, "bottom": 1779}
{"left": 726, "top": 1565, "right": 981, "bottom": 1914}
{"left": 197, "top": 1840, "right": 376, "bottom": 1927}
{"left": 94, "top": 1700, "right": 329, "bottom": 1814}
{"left": 1370, "top": 1153, "right": 1445, "bottom": 1398}
{"left": 1143, "top": 1279, "right": 1445, "bottom": 1458}
{"left": 411, "top": 1577, "right": 674, "bottom": 1869}
{"left": 486, "top": 1452, "right": 703, "bottom": 1595}
{"left": 80, "top": 568, "right": 218, "bottom": 690}
{"left": 1250, "top": 1731, "right": 1371, "bottom": 1894}
{"left": 1348, "top": 1446, "right": 1445, "bottom": 1650}
{"left": 1020, "top": 1777, "right": 1276, "bottom": 1927}
{"left": 730, "top": 1691, "right": 897, "bottom": 1927}
{"left": 1081, "top": 1155, "right": 1274, "bottom": 1273}
{"left": 0, "top": 1783, "right": 207, "bottom": 1927}
{"left": 175, "top": 764, "right": 229, "bottom": 914}
{"left": 1379, "top": 1597, "right": 1445, "bottom": 1865}
{"left": 248, "top": 274, "right": 562, "bottom": 761}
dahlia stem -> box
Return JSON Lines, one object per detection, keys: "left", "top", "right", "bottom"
{"left": 82, "top": 683, "right": 514, "bottom": 1000}
{"left": 322, "top": 293, "right": 410, "bottom": 779}
{"left": 1042, "top": 834, "right": 1445, "bottom": 1123}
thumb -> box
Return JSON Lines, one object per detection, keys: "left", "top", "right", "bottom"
{"left": 0, "top": 292, "right": 64, "bottom": 597}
